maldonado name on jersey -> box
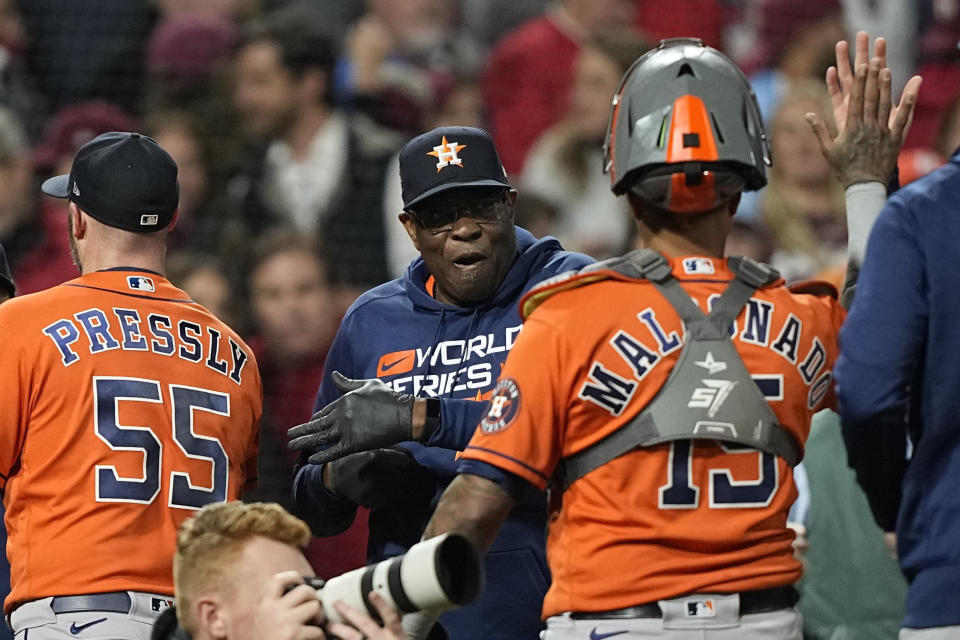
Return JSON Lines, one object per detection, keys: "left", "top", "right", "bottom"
{"left": 581, "top": 297, "right": 831, "bottom": 416}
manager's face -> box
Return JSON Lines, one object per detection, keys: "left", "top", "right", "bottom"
{"left": 401, "top": 187, "right": 518, "bottom": 307}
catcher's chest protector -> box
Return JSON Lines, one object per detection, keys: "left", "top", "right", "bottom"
{"left": 556, "top": 249, "right": 802, "bottom": 491}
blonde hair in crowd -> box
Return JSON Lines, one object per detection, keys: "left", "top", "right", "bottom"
{"left": 173, "top": 501, "right": 312, "bottom": 633}
{"left": 761, "top": 78, "right": 845, "bottom": 261}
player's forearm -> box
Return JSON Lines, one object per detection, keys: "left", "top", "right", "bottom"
{"left": 422, "top": 473, "right": 514, "bottom": 555}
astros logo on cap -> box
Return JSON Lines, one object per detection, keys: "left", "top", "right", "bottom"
{"left": 428, "top": 136, "right": 466, "bottom": 172}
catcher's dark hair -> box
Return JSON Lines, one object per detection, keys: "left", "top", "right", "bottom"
{"left": 626, "top": 190, "right": 737, "bottom": 233}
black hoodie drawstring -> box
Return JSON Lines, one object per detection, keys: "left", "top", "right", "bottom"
{"left": 422, "top": 306, "right": 447, "bottom": 385}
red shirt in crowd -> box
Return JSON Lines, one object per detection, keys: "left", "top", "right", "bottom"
{"left": 482, "top": 13, "right": 580, "bottom": 176}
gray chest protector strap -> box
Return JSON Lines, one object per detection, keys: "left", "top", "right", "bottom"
{"left": 556, "top": 250, "right": 802, "bottom": 492}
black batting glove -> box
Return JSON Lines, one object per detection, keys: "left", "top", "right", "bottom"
{"left": 287, "top": 371, "right": 415, "bottom": 465}
{"left": 328, "top": 447, "right": 435, "bottom": 511}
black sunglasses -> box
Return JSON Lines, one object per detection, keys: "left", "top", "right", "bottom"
{"left": 408, "top": 192, "right": 511, "bottom": 235}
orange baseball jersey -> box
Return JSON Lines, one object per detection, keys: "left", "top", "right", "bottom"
{"left": 0, "top": 270, "right": 261, "bottom": 612}
{"left": 461, "top": 255, "right": 845, "bottom": 617}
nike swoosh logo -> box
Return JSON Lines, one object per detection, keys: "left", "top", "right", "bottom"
{"left": 380, "top": 356, "right": 411, "bottom": 372}
{"left": 70, "top": 618, "right": 108, "bottom": 634}
{"left": 589, "top": 629, "right": 628, "bottom": 640}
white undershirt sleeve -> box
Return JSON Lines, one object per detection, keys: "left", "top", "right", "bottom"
{"left": 845, "top": 181, "right": 887, "bottom": 265}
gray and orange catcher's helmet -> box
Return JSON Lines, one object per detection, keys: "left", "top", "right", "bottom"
{"left": 603, "top": 38, "right": 772, "bottom": 214}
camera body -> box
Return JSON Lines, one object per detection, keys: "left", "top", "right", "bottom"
{"left": 303, "top": 533, "right": 483, "bottom": 623}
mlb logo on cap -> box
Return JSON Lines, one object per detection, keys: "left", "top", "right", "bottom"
{"left": 127, "top": 275, "right": 155, "bottom": 292}
{"left": 399, "top": 126, "right": 510, "bottom": 209}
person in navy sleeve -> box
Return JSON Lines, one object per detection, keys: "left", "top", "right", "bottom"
{"left": 288, "top": 126, "right": 594, "bottom": 640}
{"left": 836, "top": 144, "right": 960, "bottom": 638}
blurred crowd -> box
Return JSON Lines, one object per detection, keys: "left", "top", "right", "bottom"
{"left": 1, "top": 0, "right": 958, "bottom": 586}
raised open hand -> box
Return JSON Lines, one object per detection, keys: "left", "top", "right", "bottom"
{"left": 828, "top": 31, "right": 887, "bottom": 132}
{"left": 806, "top": 32, "right": 921, "bottom": 187}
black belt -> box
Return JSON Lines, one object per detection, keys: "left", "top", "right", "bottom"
{"left": 570, "top": 586, "right": 799, "bottom": 620}
{"left": 51, "top": 592, "right": 132, "bottom": 615}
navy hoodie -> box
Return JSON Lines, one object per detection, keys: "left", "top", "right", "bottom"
{"left": 294, "top": 228, "right": 593, "bottom": 640}
{"left": 837, "top": 152, "right": 960, "bottom": 630}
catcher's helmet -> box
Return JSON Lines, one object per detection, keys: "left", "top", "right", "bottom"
{"left": 603, "top": 38, "right": 771, "bottom": 214}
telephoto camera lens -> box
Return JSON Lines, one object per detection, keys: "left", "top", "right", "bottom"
{"left": 314, "top": 533, "right": 483, "bottom": 623}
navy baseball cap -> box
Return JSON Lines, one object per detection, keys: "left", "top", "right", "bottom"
{"left": 41, "top": 131, "right": 179, "bottom": 233}
{"left": 400, "top": 126, "right": 510, "bottom": 209}
{"left": 0, "top": 242, "right": 14, "bottom": 297}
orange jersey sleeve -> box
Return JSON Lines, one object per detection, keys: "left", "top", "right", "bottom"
{"left": 465, "top": 311, "right": 575, "bottom": 488}
{"left": 0, "top": 270, "right": 262, "bottom": 611}
{"left": 462, "top": 256, "right": 845, "bottom": 617}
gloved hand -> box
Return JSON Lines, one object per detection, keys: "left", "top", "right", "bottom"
{"left": 327, "top": 447, "right": 435, "bottom": 511}
{"left": 288, "top": 371, "right": 415, "bottom": 465}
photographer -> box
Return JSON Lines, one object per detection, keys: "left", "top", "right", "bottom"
{"left": 153, "top": 501, "right": 404, "bottom": 640}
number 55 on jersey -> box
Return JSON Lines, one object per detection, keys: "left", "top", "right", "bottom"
{"left": 0, "top": 269, "right": 262, "bottom": 614}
